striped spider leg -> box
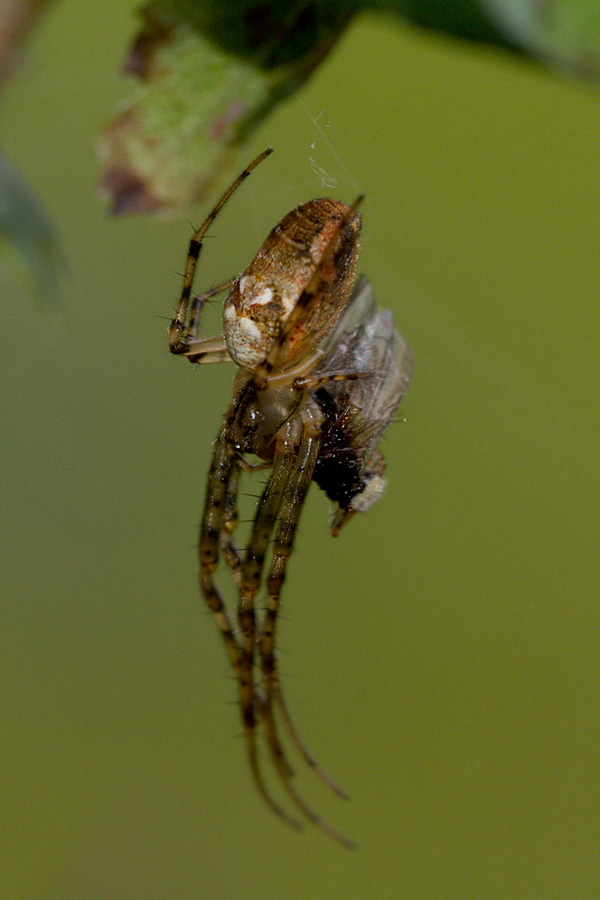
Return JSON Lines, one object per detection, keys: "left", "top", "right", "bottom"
{"left": 198, "top": 382, "right": 355, "bottom": 847}
{"left": 168, "top": 147, "right": 273, "bottom": 362}
{"left": 216, "top": 448, "right": 350, "bottom": 799}
{"left": 168, "top": 151, "right": 412, "bottom": 847}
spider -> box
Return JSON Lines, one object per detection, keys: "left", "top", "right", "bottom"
{"left": 168, "top": 149, "right": 412, "bottom": 848}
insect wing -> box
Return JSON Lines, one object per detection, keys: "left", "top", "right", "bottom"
{"left": 318, "top": 274, "right": 377, "bottom": 369}
{"left": 317, "top": 275, "right": 413, "bottom": 445}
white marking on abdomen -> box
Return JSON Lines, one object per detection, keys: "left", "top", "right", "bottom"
{"left": 239, "top": 275, "right": 273, "bottom": 307}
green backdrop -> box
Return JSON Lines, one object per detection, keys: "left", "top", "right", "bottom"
{"left": 2, "top": 3, "right": 600, "bottom": 898}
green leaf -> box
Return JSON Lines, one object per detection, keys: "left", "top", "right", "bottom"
{"left": 484, "top": 0, "right": 600, "bottom": 76}
{"left": 0, "top": 150, "right": 64, "bottom": 305}
{"left": 99, "top": 1, "right": 352, "bottom": 215}
{"left": 98, "top": 0, "right": 600, "bottom": 216}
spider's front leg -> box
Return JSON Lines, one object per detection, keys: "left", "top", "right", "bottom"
{"left": 218, "top": 456, "right": 243, "bottom": 586}
{"left": 199, "top": 416, "right": 301, "bottom": 830}
{"left": 237, "top": 451, "right": 291, "bottom": 801}
{"left": 261, "top": 418, "right": 349, "bottom": 800}
{"left": 170, "top": 280, "right": 233, "bottom": 364}
{"left": 198, "top": 416, "right": 243, "bottom": 674}
{"left": 177, "top": 280, "right": 234, "bottom": 364}
{"left": 168, "top": 147, "right": 272, "bottom": 355}
{"left": 256, "top": 418, "right": 355, "bottom": 850}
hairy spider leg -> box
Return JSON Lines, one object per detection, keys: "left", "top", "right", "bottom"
{"left": 216, "top": 445, "right": 348, "bottom": 798}
{"left": 188, "top": 280, "right": 232, "bottom": 341}
{"left": 169, "top": 147, "right": 273, "bottom": 353}
{"left": 273, "top": 680, "right": 349, "bottom": 797}
{"left": 217, "top": 459, "right": 294, "bottom": 780}
{"left": 294, "top": 369, "right": 366, "bottom": 393}
{"left": 220, "top": 520, "right": 348, "bottom": 788}
{"left": 258, "top": 427, "right": 357, "bottom": 850}
{"left": 258, "top": 415, "right": 349, "bottom": 798}
{"left": 252, "top": 194, "right": 364, "bottom": 391}
{"left": 181, "top": 280, "right": 235, "bottom": 364}
{"left": 218, "top": 456, "right": 243, "bottom": 583}
{"left": 237, "top": 451, "right": 292, "bottom": 818}
{"left": 199, "top": 415, "right": 302, "bottom": 831}
{"left": 198, "top": 418, "right": 241, "bottom": 673}
{"left": 232, "top": 424, "right": 354, "bottom": 848}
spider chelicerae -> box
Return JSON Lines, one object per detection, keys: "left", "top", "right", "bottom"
{"left": 168, "top": 149, "right": 412, "bottom": 848}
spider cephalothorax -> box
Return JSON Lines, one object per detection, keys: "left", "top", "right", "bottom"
{"left": 168, "top": 149, "right": 412, "bottom": 847}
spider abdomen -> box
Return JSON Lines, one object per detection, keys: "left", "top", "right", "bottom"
{"left": 223, "top": 199, "right": 361, "bottom": 371}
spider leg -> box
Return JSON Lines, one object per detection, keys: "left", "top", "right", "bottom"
{"left": 218, "top": 460, "right": 297, "bottom": 784}
{"left": 259, "top": 420, "right": 348, "bottom": 797}
{"left": 179, "top": 280, "right": 236, "bottom": 364}
{"left": 200, "top": 418, "right": 301, "bottom": 830}
{"left": 293, "top": 369, "right": 365, "bottom": 393}
{"left": 217, "top": 464, "right": 298, "bottom": 779}
{"left": 219, "top": 456, "right": 243, "bottom": 586}
{"left": 259, "top": 349, "right": 325, "bottom": 389}
{"left": 273, "top": 682, "right": 348, "bottom": 799}
{"left": 258, "top": 427, "right": 356, "bottom": 850}
{"left": 219, "top": 451, "right": 276, "bottom": 583}
{"left": 188, "top": 280, "right": 234, "bottom": 342}
{"left": 238, "top": 452, "right": 293, "bottom": 817}
{"left": 218, "top": 459, "right": 300, "bottom": 777}
{"left": 199, "top": 419, "right": 242, "bottom": 674}
{"left": 169, "top": 148, "right": 273, "bottom": 353}
{"left": 183, "top": 336, "right": 232, "bottom": 365}
{"left": 184, "top": 349, "right": 232, "bottom": 365}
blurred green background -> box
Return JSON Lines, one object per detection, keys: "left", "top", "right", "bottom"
{"left": 2, "top": 3, "right": 600, "bottom": 898}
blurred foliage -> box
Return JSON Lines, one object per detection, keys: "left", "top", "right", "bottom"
{"left": 0, "top": 0, "right": 62, "bottom": 302}
{"left": 98, "top": 1, "right": 355, "bottom": 214}
{"left": 0, "top": 0, "right": 56, "bottom": 80}
{"left": 98, "top": 0, "right": 600, "bottom": 216}
{"left": 485, "top": 0, "right": 600, "bottom": 76}
{"left": 0, "top": 149, "right": 64, "bottom": 305}
{"left": 2, "top": 0, "right": 600, "bottom": 296}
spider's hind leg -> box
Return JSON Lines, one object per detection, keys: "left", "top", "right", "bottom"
{"left": 273, "top": 682, "right": 349, "bottom": 800}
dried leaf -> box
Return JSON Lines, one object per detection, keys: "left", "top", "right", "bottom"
{"left": 99, "top": 1, "right": 352, "bottom": 215}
